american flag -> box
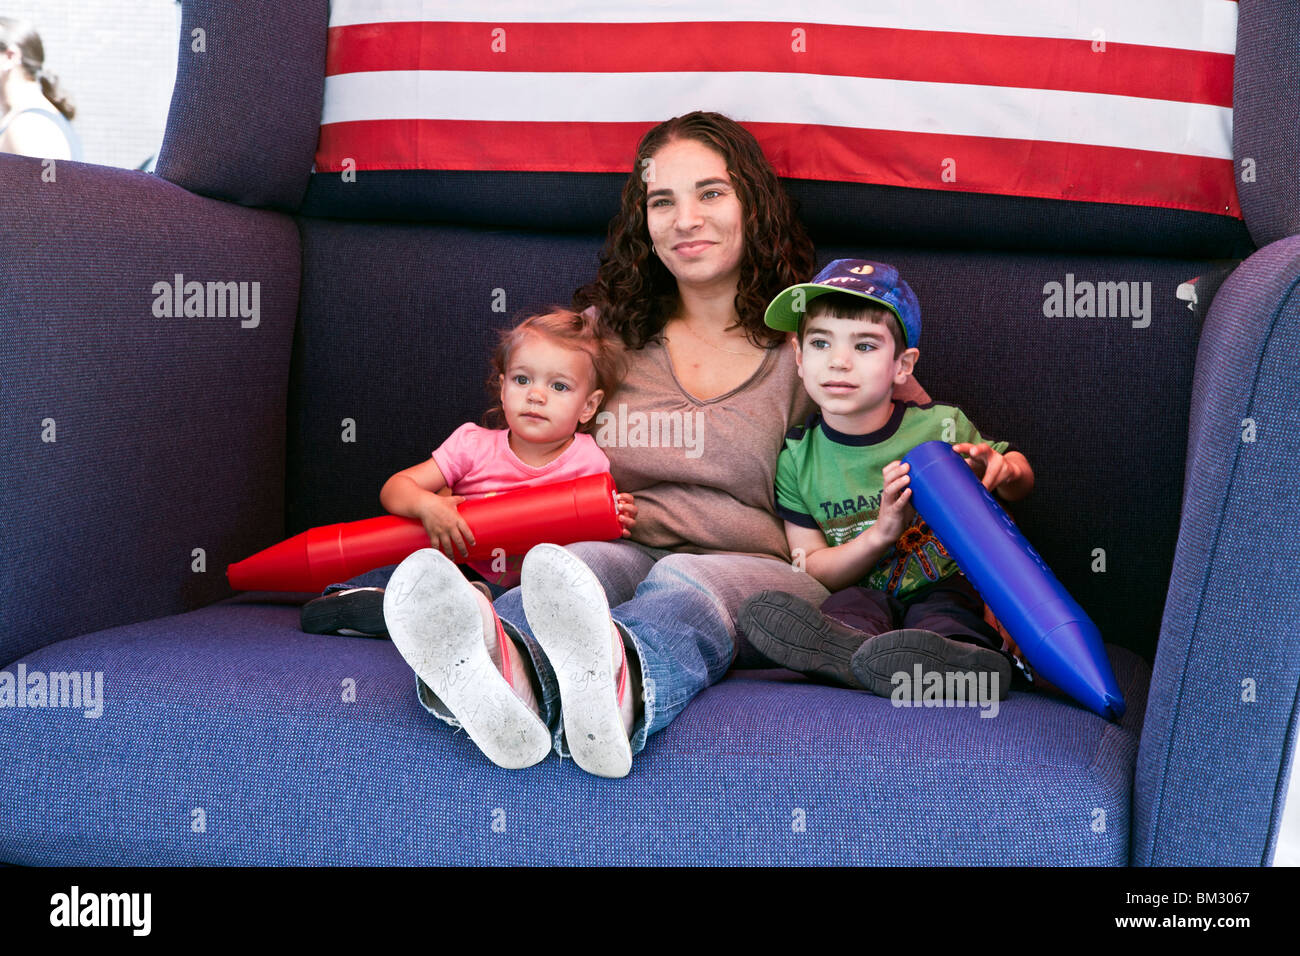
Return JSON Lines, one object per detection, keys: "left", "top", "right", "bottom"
{"left": 316, "top": 0, "right": 1239, "bottom": 217}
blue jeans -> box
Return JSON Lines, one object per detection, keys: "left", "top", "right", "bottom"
{"left": 819, "top": 573, "right": 1004, "bottom": 651}
{"left": 377, "top": 540, "right": 830, "bottom": 759}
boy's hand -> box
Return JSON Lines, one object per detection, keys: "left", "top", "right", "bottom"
{"left": 418, "top": 492, "right": 476, "bottom": 560}
{"left": 872, "top": 460, "right": 916, "bottom": 543}
{"left": 953, "top": 442, "right": 1017, "bottom": 493}
{"left": 615, "top": 492, "right": 637, "bottom": 538}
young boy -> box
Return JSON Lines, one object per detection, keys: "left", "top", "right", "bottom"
{"left": 739, "top": 259, "right": 1035, "bottom": 699}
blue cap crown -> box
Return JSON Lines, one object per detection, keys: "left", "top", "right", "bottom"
{"left": 764, "top": 259, "right": 921, "bottom": 350}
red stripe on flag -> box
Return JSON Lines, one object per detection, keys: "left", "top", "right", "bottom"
{"left": 325, "top": 21, "right": 1233, "bottom": 106}
{"left": 316, "top": 119, "right": 1240, "bottom": 217}
{"left": 318, "top": 119, "right": 652, "bottom": 173}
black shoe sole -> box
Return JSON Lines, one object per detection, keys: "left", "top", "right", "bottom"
{"left": 738, "top": 590, "right": 868, "bottom": 689}
{"left": 851, "top": 628, "right": 1011, "bottom": 699}
{"left": 300, "top": 588, "right": 388, "bottom": 637}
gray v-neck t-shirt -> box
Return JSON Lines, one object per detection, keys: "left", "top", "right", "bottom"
{"left": 591, "top": 337, "right": 814, "bottom": 561}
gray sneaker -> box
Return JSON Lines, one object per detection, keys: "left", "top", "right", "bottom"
{"left": 738, "top": 590, "right": 870, "bottom": 689}
{"left": 851, "top": 628, "right": 1012, "bottom": 700}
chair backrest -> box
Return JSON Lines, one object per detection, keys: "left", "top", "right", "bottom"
{"left": 149, "top": 0, "right": 1299, "bottom": 666}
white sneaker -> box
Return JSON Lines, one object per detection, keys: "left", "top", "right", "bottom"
{"left": 384, "top": 549, "right": 551, "bottom": 770}
{"left": 521, "top": 544, "right": 633, "bottom": 779}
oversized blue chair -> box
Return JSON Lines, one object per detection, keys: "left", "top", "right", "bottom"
{"left": 1, "top": 0, "right": 1296, "bottom": 865}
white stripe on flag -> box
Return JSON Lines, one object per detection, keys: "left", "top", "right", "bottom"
{"left": 327, "top": 0, "right": 1238, "bottom": 55}
{"left": 321, "top": 70, "right": 1234, "bottom": 159}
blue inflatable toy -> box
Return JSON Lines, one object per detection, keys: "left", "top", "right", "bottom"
{"left": 901, "top": 441, "right": 1125, "bottom": 720}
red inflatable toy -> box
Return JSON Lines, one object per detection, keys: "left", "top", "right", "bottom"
{"left": 227, "top": 473, "right": 623, "bottom": 592}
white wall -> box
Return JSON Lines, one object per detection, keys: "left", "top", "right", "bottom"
{"left": 4, "top": 0, "right": 179, "bottom": 169}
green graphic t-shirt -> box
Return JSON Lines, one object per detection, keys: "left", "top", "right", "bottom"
{"left": 774, "top": 400, "right": 1014, "bottom": 599}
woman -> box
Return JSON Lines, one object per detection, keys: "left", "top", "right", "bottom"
{"left": 0, "top": 17, "right": 81, "bottom": 162}
{"left": 383, "top": 111, "right": 928, "bottom": 778}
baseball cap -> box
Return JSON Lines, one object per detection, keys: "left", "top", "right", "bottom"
{"left": 764, "top": 259, "right": 921, "bottom": 350}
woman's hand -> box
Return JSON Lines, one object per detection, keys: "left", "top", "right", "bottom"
{"left": 418, "top": 492, "right": 476, "bottom": 559}
{"left": 872, "top": 460, "right": 916, "bottom": 543}
{"left": 615, "top": 492, "right": 638, "bottom": 537}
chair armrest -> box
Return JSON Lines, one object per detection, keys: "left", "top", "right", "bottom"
{"left": 0, "top": 155, "right": 300, "bottom": 666}
{"left": 1134, "top": 235, "right": 1300, "bottom": 865}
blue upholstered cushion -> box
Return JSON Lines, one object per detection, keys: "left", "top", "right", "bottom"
{"left": 1233, "top": 0, "right": 1300, "bottom": 248}
{"left": 156, "top": 0, "right": 329, "bottom": 211}
{"left": 0, "top": 598, "right": 1148, "bottom": 865}
{"left": 0, "top": 155, "right": 301, "bottom": 669}
{"left": 1134, "top": 235, "right": 1300, "bottom": 865}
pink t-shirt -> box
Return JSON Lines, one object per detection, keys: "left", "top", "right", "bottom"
{"left": 431, "top": 423, "right": 613, "bottom": 586}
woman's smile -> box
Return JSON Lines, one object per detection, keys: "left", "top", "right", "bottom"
{"left": 673, "top": 240, "right": 715, "bottom": 256}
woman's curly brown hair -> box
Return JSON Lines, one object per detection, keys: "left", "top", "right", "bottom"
{"left": 573, "top": 111, "right": 815, "bottom": 350}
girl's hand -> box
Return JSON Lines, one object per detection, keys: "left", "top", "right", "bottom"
{"left": 615, "top": 492, "right": 638, "bottom": 538}
{"left": 418, "top": 492, "right": 476, "bottom": 560}
{"left": 872, "top": 460, "right": 916, "bottom": 543}
{"left": 952, "top": 442, "right": 1015, "bottom": 492}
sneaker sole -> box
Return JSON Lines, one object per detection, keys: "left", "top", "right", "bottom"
{"left": 738, "top": 590, "right": 864, "bottom": 688}
{"left": 521, "top": 544, "right": 632, "bottom": 779}
{"left": 851, "top": 628, "right": 1012, "bottom": 699}
{"left": 383, "top": 549, "right": 552, "bottom": 770}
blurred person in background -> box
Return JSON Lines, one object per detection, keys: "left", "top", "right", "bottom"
{"left": 0, "top": 16, "right": 81, "bottom": 161}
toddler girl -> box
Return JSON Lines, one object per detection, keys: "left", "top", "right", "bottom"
{"left": 301, "top": 307, "right": 635, "bottom": 633}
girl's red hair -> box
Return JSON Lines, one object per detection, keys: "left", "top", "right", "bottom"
{"left": 484, "top": 308, "right": 627, "bottom": 433}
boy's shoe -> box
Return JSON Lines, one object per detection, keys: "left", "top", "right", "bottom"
{"left": 851, "top": 628, "right": 1012, "bottom": 700}
{"left": 383, "top": 549, "right": 552, "bottom": 770}
{"left": 737, "top": 590, "right": 868, "bottom": 689}
{"left": 301, "top": 587, "right": 387, "bottom": 637}
{"left": 520, "top": 544, "right": 633, "bottom": 779}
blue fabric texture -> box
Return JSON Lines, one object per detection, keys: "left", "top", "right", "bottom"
{"left": 156, "top": 0, "right": 328, "bottom": 211}
{"left": 0, "top": 153, "right": 300, "bottom": 668}
{"left": 300, "top": 171, "right": 1253, "bottom": 260}
{"left": 1234, "top": 0, "right": 1300, "bottom": 248}
{"left": 0, "top": 598, "right": 1148, "bottom": 865}
{"left": 1133, "top": 235, "right": 1300, "bottom": 865}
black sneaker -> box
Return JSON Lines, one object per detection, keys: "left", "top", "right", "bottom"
{"left": 738, "top": 590, "right": 870, "bottom": 688}
{"left": 300, "top": 587, "right": 388, "bottom": 638}
{"left": 850, "top": 628, "right": 1012, "bottom": 700}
